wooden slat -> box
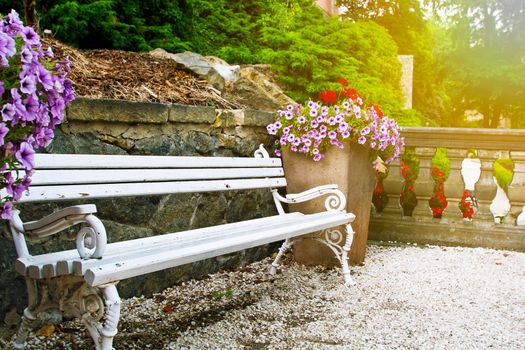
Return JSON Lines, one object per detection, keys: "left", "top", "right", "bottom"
{"left": 73, "top": 212, "right": 309, "bottom": 276}
{"left": 85, "top": 212, "right": 353, "bottom": 286}
{"left": 33, "top": 153, "right": 282, "bottom": 169}
{"left": 15, "top": 213, "right": 305, "bottom": 277}
{"left": 17, "top": 178, "right": 287, "bottom": 203}
{"left": 29, "top": 168, "right": 284, "bottom": 186}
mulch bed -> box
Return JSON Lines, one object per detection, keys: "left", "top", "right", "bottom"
{"left": 43, "top": 37, "right": 240, "bottom": 109}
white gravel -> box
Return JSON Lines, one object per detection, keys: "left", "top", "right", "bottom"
{"left": 1, "top": 243, "right": 524, "bottom": 349}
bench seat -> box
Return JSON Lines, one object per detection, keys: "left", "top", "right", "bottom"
{"left": 16, "top": 211, "right": 354, "bottom": 286}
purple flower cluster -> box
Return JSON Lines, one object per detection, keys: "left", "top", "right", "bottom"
{"left": 0, "top": 10, "right": 74, "bottom": 220}
{"left": 267, "top": 98, "right": 404, "bottom": 166}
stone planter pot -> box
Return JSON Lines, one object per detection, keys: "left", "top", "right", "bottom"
{"left": 282, "top": 143, "right": 375, "bottom": 266}
{"left": 401, "top": 203, "right": 416, "bottom": 217}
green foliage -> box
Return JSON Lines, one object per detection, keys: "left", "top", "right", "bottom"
{"left": 401, "top": 148, "right": 420, "bottom": 181}
{"left": 8, "top": 0, "right": 408, "bottom": 121}
{"left": 431, "top": 148, "right": 450, "bottom": 182}
{"left": 393, "top": 108, "right": 438, "bottom": 127}
{"left": 211, "top": 289, "right": 234, "bottom": 301}
{"left": 431, "top": 0, "right": 525, "bottom": 128}
{"left": 259, "top": 18, "right": 404, "bottom": 115}
{"left": 338, "top": 0, "right": 448, "bottom": 124}
{"left": 400, "top": 147, "right": 419, "bottom": 214}
{"left": 493, "top": 158, "right": 514, "bottom": 191}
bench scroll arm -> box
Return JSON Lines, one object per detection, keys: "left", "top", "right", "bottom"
{"left": 15, "top": 204, "right": 107, "bottom": 259}
{"left": 271, "top": 184, "right": 346, "bottom": 214}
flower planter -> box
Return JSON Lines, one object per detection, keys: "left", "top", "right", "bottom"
{"left": 401, "top": 202, "right": 416, "bottom": 217}
{"left": 282, "top": 143, "right": 375, "bottom": 266}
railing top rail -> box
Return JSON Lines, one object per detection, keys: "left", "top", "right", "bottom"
{"left": 400, "top": 127, "right": 525, "bottom": 151}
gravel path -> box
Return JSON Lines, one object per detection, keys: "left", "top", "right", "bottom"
{"left": 1, "top": 244, "right": 524, "bottom": 349}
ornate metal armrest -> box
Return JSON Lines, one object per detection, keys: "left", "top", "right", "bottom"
{"left": 14, "top": 205, "right": 107, "bottom": 259}
{"left": 272, "top": 184, "right": 347, "bottom": 212}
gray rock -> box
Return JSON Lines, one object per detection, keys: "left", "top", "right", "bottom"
{"left": 169, "top": 104, "right": 217, "bottom": 124}
{"left": 190, "top": 193, "right": 228, "bottom": 229}
{"left": 47, "top": 129, "right": 127, "bottom": 155}
{"left": 32, "top": 309, "right": 63, "bottom": 330}
{"left": 67, "top": 97, "right": 169, "bottom": 124}
{"left": 101, "top": 220, "right": 155, "bottom": 243}
{"left": 244, "top": 109, "right": 276, "bottom": 127}
{"left": 186, "top": 131, "right": 217, "bottom": 155}
{"left": 150, "top": 49, "right": 240, "bottom": 91}
{"left": 132, "top": 134, "right": 195, "bottom": 156}
{"left": 147, "top": 193, "right": 199, "bottom": 233}
{"left": 3, "top": 308, "right": 19, "bottom": 328}
{"left": 224, "top": 66, "right": 296, "bottom": 112}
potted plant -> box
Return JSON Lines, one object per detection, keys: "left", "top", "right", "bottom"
{"left": 266, "top": 79, "right": 404, "bottom": 265}
{"left": 458, "top": 149, "right": 481, "bottom": 221}
{"left": 372, "top": 166, "right": 389, "bottom": 214}
{"left": 399, "top": 148, "right": 419, "bottom": 217}
{"left": 428, "top": 148, "right": 450, "bottom": 219}
{"left": 0, "top": 10, "right": 74, "bottom": 220}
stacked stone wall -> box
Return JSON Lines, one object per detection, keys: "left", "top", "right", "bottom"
{"left": 0, "top": 98, "right": 278, "bottom": 322}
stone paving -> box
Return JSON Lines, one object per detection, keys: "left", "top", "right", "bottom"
{"left": 1, "top": 243, "right": 524, "bottom": 349}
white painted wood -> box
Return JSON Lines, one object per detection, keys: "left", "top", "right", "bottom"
{"left": 33, "top": 153, "right": 282, "bottom": 169}
{"left": 24, "top": 205, "right": 97, "bottom": 232}
{"left": 85, "top": 212, "right": 353, "bottom": 286}
{"left": 73, "top": 213, "right": 314, "bottom": 276}
{"left": 16, "top": 213, "right": 305, "bottom": 277}
{"left": 30, "top": 168, "right": 285, "bottom": 186}
{"left": 18, "top": 178, "right": 287, "bottom": 203}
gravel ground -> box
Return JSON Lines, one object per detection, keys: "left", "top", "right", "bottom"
{"left": 1, "top": 243, "right": 524, "bottom": 349}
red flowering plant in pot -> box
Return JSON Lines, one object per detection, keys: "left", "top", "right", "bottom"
{"left": 428, "top": 148, "right": 450, "bottom": 219}
{"left": 399, "top": 148, "right": 419, "bottom": 216}
{"left": 265, "top": 79, "right": 404, "bottom": 266}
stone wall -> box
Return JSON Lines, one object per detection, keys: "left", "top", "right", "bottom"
{"left": 0, "top": 98, "right": 279, "bottom": 322}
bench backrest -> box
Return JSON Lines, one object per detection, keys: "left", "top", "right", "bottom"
{"left": 17, "top": 152, "right": 286, "bottom": 203}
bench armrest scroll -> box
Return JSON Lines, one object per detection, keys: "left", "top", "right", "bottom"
{"left": 272, "top": 184, "right": 347, "bottom": 212}
{"left": 23, "top": 205, "right": 107, "bottom": 259}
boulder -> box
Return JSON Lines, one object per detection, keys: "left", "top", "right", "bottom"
{"left": 224, "top": 66, "right": 296, "bottom": 112}
{"left": 150, "top": 49, "right": 239, "bottom": 90}
{"left": 150, "top": 49, "right": 295, "bottom": 112}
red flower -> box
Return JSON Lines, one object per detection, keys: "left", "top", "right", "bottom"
{"left": 318, "top": 90, "right": 338, "bottom": 104}
{"left": 341, "top": 88, "right": 359, "bottom": 101}
{"left": 338, "top": 78, "right": 349, "bottom": 86}
{"left": 400, "top": 161, "right": 409, "bottom": 178}
{"left": 369, "top": 104, "right": 384, "bottom": 117}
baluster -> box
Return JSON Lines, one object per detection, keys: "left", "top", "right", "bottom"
{"left": 517, "top": 207, "right": 525, "bottom": 225}
{"left": 490, "top": 158, "right": 514, "bottom": 224}
{"left": 429, "top": 148, "right": 450, "bottom": 219}
{"left": 459, "top": 149, "right": 481, "bottom": 221}
{"left": 399, "top": 148, "right": 419, "bottom": 216}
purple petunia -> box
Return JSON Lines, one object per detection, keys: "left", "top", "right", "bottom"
{"left": 19, "top": 26, "right": 39, "bottom": 46}
{"left": 267, "top": 82, "right": 404, "bottom": 167}
{"left": 1, "top": 103, "right": 15, "bottom": 122}
{"left": 0, "top": 122, "right": 8, "bottom": 146}
{"left": 15, "top": 142, "right": 35, "bottom": 170}
{"left": 0, "top": 201, "right": 13, "bottom": 220}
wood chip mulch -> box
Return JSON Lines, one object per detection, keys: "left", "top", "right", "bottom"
{"left": 43, "top": 37, "right": 241, "bottom": 109}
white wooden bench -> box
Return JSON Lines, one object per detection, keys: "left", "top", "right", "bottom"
{"left": 6, "top": 145, "right": 356, "bottom": 350}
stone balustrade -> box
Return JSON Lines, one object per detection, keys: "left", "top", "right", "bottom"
{"left": 369, "top": 127, "right": 525, "bottom": 251}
